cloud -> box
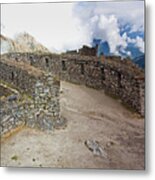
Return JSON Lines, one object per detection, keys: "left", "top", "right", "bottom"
{"left": 1, "top": 3, "right": 90, "bottom": 53}
{"left": 135, "top": 36, "right": 144, "bottom": 53}
{"left": 73, "top": 1, "right": 144, "bottom": 55}
{"left": 1, "top": 1, "right": 144, "bottom": 54}
{"left": 122, "top": 32, "right": 144, "bottom": 53}
{"left": 88, "top": 14, "right": 128, "bottom": 54}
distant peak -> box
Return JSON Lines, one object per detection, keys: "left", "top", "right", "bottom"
{"left": 0, "top": 32, "right": 50, "bottom": 54}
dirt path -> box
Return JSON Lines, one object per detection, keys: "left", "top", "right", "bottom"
{"left": 1, "top": 81, "right": 145, "bottom": 169}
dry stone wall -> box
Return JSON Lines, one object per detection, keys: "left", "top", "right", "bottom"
{"left": 0, "top": 60, "right": 42, "bottom": 95}
{"left": 0, "top": 99, "right": 25, "bottom": 136}
{"left": 0, "top": 59, "right": 65, "bottom": 136}
{"left": 1, "top": 52, "right": 145, "bottom": 116}
{"left": 25, "top": 73, "right": 64, "bottom": 130}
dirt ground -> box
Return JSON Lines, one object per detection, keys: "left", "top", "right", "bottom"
{"left": 1, "top": 81, "right": 145, "bottom": 169}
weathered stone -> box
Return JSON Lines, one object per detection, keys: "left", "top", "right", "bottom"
{"left": 0, "top": 51, "right": 145, "bottom": 137}
{"left": 84, "top": 140, "right": 107, "bottom": 158}
{"left": 0, "top": 68, "right": 62, "bottom": 135}
{"left": 7, "top": 94, "right": 18, "bottom": 102}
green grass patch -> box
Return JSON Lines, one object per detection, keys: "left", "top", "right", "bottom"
{"left": 11, "top": 155, "right": 18, "bottom": 161}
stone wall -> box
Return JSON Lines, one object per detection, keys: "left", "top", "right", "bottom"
{"left": 0, "top": 98, "right": 25, "bottom": 136}
{"left": 78, "top": 45, "right": 97, "bottom": 56}
{"left": 25, "top": 73, "right": 64, "bottom": 130}
{"left": 1, "top": 52, "right": 145, "bottom": 116}
{"left": 0, "top": 59, "right": 65, "bottom": 136}
{"left": 0, "top": 59, "right": 43, "bottom": 95}
{"left": 0, "top": 74, "right": 63, "bottom": 136}
{"left": 0, "top": 84, "right": 13, "bottom": 97}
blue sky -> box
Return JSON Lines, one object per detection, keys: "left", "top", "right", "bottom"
{"left": 1, "top": 1, "right": 144, "bottom": 55}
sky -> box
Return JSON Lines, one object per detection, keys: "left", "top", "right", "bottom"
{"left": 1, "top": 0, "right": 145, "bottom": 54}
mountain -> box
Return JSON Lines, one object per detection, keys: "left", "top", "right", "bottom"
{"left": 93, "top": 25, "right": 145, "bottom": 69}
{"left": 133, "top": 55, "right": 145, "bottom": 69}
{"left": 93, "top": 38, "right": 144, "bottom": 59}
{"left": 93, "top": 38, "right": 145, "bottom": 69}
{"left": 123, "top": 43, "right": 144, "bottom": 59}
{"left": 0, "top": 33, "right": 50, "bottom": 54}
{"left": 97, "top": 41, "right": 110, "bottom": 56}
{"left": 92, "top": 39, "right": 110, "bottom": 57}
{"left": 0, "top": 34, "right": 21, "bottom": 54}
{"left": 93, "top": 22, "right": 144, "bottom": 59}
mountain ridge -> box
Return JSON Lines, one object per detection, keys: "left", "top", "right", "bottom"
{"left": 0, "top": 33, "right": 50, "bottom": 54}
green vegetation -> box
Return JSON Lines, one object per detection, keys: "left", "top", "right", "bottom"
{"left": 11, "top": 155, "right": 18, "bottom": 161}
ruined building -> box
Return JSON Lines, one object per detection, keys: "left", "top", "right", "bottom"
{"left": 65, "top": 45, "right": 98, "bottom": 56}
{"left": 0, "top": 58, "right": 66, "bottom": 136}
{"left": 0, "top": 49, "right": 145, "bottom": 137}
{"left": 78, "top": 45, "right": 98, "bottom": 56}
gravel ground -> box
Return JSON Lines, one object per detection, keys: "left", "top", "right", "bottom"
{"left": 1, "top": 81, "right": 145, "bottom": 169}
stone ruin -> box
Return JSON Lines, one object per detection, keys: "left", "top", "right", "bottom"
{"left": 0, "top": 58, "right": 66, "bottom": 137}
{"left": 78, "top": 45, "right": 98, "bottom": 56}
{"left": 0, "top": 51, "right": 145, "bottom": 137}
{"left": 66, "top": 45, "right": 98, "bottom": 56}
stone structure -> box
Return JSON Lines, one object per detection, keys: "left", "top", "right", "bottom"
{"left": 78, "top": 45, "right": 97, "bottom": 56}
{"left": 66, "top": 50, "right": 78, "bottom": 54}
{"left": 0, "top": 58, "right": 65, "bottom": 136}
{"left": 1, "top": 52, "right": 145, "bottom": 118}
{"left": 0, "top": 96, "right": 25, "bottom": 136}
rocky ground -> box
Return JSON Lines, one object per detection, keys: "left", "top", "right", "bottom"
{"left": 1, "top": 81, "right": 145, "bottom": 169}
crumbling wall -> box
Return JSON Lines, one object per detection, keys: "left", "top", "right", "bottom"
{"left": 25, "top": 73, "right": 63, "bottom": 130}
{"left": 58, "top": 57, "right": 144, "bottom": 116}
{"left": 0, "top": 99, "right": 25, "bottom": 136}
{"left": 101, "top": 64, "right": 144, "bottom": 116}
{"left": 2, "top": 53, "right": 61, "bottom": 76}
{"left": 1, "top": 52, "right": 145, "bottom": 116}
{"left": 0, "top": 59, "right": 64, "bottom": 136}
{"left": 0, "top": 60, "right": 42, "bottom": 95}
{"left": 78, "top": 45, "right": 97, "bottom": 56}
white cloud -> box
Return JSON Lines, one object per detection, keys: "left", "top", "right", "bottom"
{"left": 73, "top": 1, "right": 144, "bottom": 55}
{"left": 1, "top": 1, "right": 144, "bottom": 54}
{"left": 82, "top": 14, "right": 123, "bottom": 54}
{"left": 122, "top": 32, "right": 144, "bottom": 53}
{"left": 127, "top": 51, "right": 131, "bottom": 56}
{"left": 135, "top": 36, "right": 144, "bottom": 53}
{"left": 73, "top": 1, "right": 144, "bottom": 32}
{"left": 1, "top": 3, "right": 90, "bottom": 52}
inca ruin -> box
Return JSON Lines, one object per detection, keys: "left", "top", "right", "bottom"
{"left": 0, "top": 1, "right": 145, "bottom": 170}
{"left": 0, "top": 50, "right": 145, "bottom": 137}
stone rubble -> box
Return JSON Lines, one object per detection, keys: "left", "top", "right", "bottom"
{"left": 84, "top": 140, "right": 107, "bottom": 158}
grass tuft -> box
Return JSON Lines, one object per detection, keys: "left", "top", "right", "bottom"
{"left": 11, "top": 155, "right": 18, "bottom": 161}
